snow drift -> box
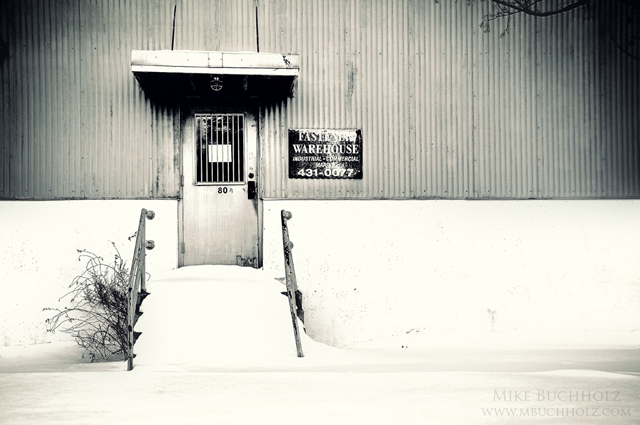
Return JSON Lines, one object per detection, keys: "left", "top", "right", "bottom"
{"left": 134, "top": 265, "right": 334, "bottom": 370}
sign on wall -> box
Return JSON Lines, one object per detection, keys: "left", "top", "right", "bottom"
{"left": 288, "top": 129, "right": 363, "bottom": 179}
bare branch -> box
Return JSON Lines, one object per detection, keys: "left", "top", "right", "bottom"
{"left": 473, "top": 0, "right": 640, "bottom": 61}
{"left": 44, "top": 246, "right": 133, "bottom": 362}
{"left": 489, "top": 0, "right": 590, "bottom": 17}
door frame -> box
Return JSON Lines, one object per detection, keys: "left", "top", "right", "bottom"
{"left": 177, "top": 102, "right": 263, "bottom": 268}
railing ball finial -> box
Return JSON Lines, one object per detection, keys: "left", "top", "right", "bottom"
{"left": 283, "top": 210, "right": 292, "bottom": 220}
{"left": 145, "top": 210, "right": 155, "bottom": 220}
{"left": 145, "top": 240, "right": 155, "bottom": 250}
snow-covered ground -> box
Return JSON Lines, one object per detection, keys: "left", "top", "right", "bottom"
{"left": 1, "top": 266, "right": 639, "bottom": 424}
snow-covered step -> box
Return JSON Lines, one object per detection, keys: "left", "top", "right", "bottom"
{"left": 133, "top": 265, "right": 321, "bottom": 370}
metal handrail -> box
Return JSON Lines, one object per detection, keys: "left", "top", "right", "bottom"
{"left": 281, "top": 209, "right": 304, "bottom": 358}
{"left": 127, "top": 208, "right": 155, "bottom": 371}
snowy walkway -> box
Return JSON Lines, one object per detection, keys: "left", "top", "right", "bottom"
{"left": 1, "top": 266, "right": 639, "bottom": 424}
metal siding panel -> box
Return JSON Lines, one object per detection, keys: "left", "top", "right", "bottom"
{"left": 0, "top": 0, "right": 7, "bottom": 198}
{"left": 0, "top": 0, "right": 186, "bottom": 200}
{"left": 411, "top": 1, "right": 423, "bottom": 197}
{"left": 1, "top": 0, "right": 639, "bottom": 200}
{"left": 176, "top": 0, "right": 256, "bottom": 52}
{"left": 15, "top": 1, "right": 33, "bottom": 198}
{"left": 1, "top": 1, "right": 13, "bottom": 198}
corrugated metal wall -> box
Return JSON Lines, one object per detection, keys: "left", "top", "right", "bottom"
{"left": 258, "top": 0, "right": 640, "bottom": 199}
{"left": 1, "top": 0, "right": 639, "bottom": 200}
{"left": 0, "top": 0, "right": 186, "bottom": 199}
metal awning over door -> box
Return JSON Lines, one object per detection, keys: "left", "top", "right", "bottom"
{"left": 131, "top": 50, "right": 299, "bottom": 99}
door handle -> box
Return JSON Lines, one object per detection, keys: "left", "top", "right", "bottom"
{"left": 248, "top": 180, "right": 257, "bottom": 199}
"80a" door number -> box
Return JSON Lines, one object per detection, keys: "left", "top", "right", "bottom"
{"left": 217, "top": 187, "right": 233, "bottom": 194}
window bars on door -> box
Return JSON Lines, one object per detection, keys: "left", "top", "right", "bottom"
{"left": 195, "top": 114, "right": 245, "bottom": 184}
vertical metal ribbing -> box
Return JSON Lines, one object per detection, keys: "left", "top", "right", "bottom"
{"left": 234, "top": 114, "right": 237, "bottom": 182}
{"left": 239, "top": 114, "right": 242, "bottom": 181}
{"left": 219, "top": 115, "right": 224, "bottom": 183}
{"left": 202, "top": 115, "right": 207, "bottom": 183}
{"left": 230, "top": 115, "right": 234, "bottom": 182}
{"left": 236, "top": 115, "right": 240, "bottom": 182}
{"left": 224, "top": 114, "right": 229, "bottom": 183}
{"left": 200, "top": 116, "right": 205, "bottom": 184}
{"left": 217, "top": 115, "right": 222, "bottom": 183}
{"left": 230, "top": 115, "right": 235, "bottom": 182}
{"left": 241, "top": 114, "right": 245, "bottom": 182}
{"left": 195, "top": 115, "right": 199, "bottom": 183}
{"left": 230, "top": 114, "right": 235, "bottom": 182}
{"left": 234, "top": 115, "right": 240, "bottom": 182}
{"left": 231, "top": 114, "right": 236, "bottom": 182}
{"left": 202, "top": 117, "right": 205, "bottom": 182}
{"left": 236, "top": 114, "right": 240, "bottom": 182}
{"left": 227, "top": 115, "right": 231, "bottom": 182}
{"left": 213, "top": 116, "right": 218, "bottom": 183}
{"left": 223, "top": 114, "right": 227, "bottom": 182}
{"left": 209, "top": 115, "right": 213, "bottom": 183}
{"left": 1, "top": 0, "right": 639, "bottom": 200}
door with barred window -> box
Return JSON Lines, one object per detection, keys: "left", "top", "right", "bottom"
{"left": 180, "top": 111, "right": 260, "bottom": 267}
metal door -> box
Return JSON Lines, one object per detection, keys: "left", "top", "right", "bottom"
{"left": 180, "top": 111, "right": 260, "bottom": 267}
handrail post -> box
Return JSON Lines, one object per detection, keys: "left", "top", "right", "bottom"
{"left": 127, "top": 208, "right": 155, "bottom": 371}
{"left": 140, "top": 209, "right": 155, "bottom": 293}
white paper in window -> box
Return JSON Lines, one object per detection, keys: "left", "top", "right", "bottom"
{"left": 208, "top": 144, "right": 232, "bottom": 163}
